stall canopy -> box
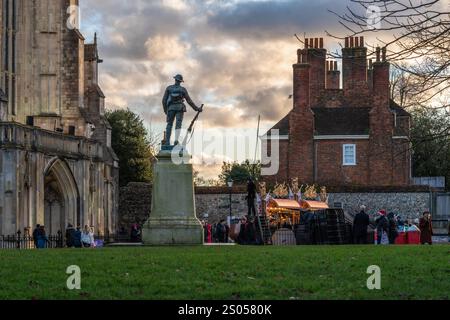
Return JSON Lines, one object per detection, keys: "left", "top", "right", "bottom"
{"left": 268, "top": 199, "right": 301, "bottom": 210}
{"left": 300, "top": 200, "right": 329, "bottom": 211}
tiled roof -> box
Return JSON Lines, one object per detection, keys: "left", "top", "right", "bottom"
{"left": 264, "top": 114, "right": 290, "bottom": 136}
{"left": 390, "top": 100, "right": 410, "bottom": 116}
{"left": 265, "top": 99, "right": 410, "bottom": 138}
{"left": 313, "top": 107, "right": 370, "bottom": 135}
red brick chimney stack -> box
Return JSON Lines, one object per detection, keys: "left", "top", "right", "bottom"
{"left": 326, "top": 60, "right": 340, "bottom": 90}
{"left": 290, "top": 42, "right": 315, "bottom": 183}
{"left": 342, "top": 36, "right": 369, "bottom": 103}
{"left": 293, "top": 48, "right": 311, "bottom": 110}
{"left": 304, "top": 37, "right": 327, "bottom": 106}
{"left": 372, "top": 46, "right": 390, "bottom": 101}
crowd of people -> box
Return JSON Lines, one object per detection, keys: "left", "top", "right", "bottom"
{"left": 31, "top": 224, "right": 96, "bottom": 249}
{"left": 202, "top": 217, "right": 261, "bottom": 245}
{"left": 352, "top": 205, "right": 435, "bottom": 245}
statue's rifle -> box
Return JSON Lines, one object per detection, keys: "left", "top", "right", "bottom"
{"left": 182, "top": 104, "right": 204, "bottom": 147}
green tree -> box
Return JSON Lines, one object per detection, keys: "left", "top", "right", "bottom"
{"left": 106, "top": 109, "right": 156, "bottom": 187}
{"left": 411, "top": 108, "right": 450, "bottom": 189}
{"left": 219, "top": 160, "right": 261, "bottom": 186}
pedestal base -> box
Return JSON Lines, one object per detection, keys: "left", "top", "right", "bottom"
{"left": 142, "top": 148, "right": 204, "bottom": 246}
{"left": 143, "top": 218, "right": 204, "bottom": 245}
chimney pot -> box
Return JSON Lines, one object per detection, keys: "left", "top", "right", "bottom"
{"left": 319, "top": 38, "right": 324, "bottom": 49}
{"left": 354, "top": 37, "right": 359, "bottom": 47}
{"left": 382, "top": 47, "right": 387, "bottom": 61}
{"left": 349, "top": 37, "right": 354, "bottom": 48}
{"left": 334, "top": 61, "right": 338, "bottom": 71}
{"left": 376, "top": 47, "right": 381, "bottom": 62}
{"left": 314, "top": 38, "right": 319, "bottom": 48}
{"left": 345, "top": 37, "right": 349, "bottom": 48}
{"left": 304, "top": 38, "right": 308, "bottom": 49}
{"left": 360, "top": 36, "right": 364, "bottom": 47}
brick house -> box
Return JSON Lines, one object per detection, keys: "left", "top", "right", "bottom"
{"left": 262, "top": 37, "right": 411, "bottom": 187}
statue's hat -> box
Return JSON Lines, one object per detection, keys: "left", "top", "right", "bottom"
{"left": 174, "top": 74, "right": 184, "bottom": 82}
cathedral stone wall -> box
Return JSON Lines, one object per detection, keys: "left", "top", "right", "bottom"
{"left": 0, "top": 1, "right": 118, "bottom": 236}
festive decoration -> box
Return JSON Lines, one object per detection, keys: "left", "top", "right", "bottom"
{"left": 259, "top": 182, "right": 267, "bottom": 199}
{"left": 320, "top": 186, "right": 328, "bottom": 203}
{"left": 273, "top": 182, "right": 289, "bottom": 198}
{"left": 304, "top": 184, "right": 318, "bottom": 200}
{"left": 291, "top": 178, "right": 300, "bottom": 194}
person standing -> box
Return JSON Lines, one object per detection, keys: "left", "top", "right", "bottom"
{"left": 203, "top": 221, "right": 212, "bottom": 244}
{"left": 419, "top": 212, "right": 433, "bottom": 245}
{"left": 387, "top": 212, "right": 399, "bottom": 244}
{"left": 65, "top": 224, "right": 76, "bottom": 248}
{"left": 32, "top": 224, "right": 41, "bottom": 248}
{"left": 237, "top": 217, "right": 248, "bottom": 245}
{"left": 81, "top": 225, "right": 93, "bottom": 248}
{"left": 246, "top": 177, "right": 257, "bottom": 218}
{"left": 73, "top": 226, "right": 82, "bottom": 248}
{"left": 353, "top": 205, "right": 370, "bottom": 244}
{"left": 36, "top": 225, "right": 49, "bottom": 249}
{"left": 375, "top": 210, "right": 389, "bottom": 245}
{"left": 216, "top": 220, "right": 226, "bottom": 243}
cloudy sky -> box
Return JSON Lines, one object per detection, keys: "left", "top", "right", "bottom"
{"left": 78, "top": 0, "right": 413, "bottom": 178}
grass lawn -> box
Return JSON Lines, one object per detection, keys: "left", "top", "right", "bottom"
{"left": 0, "top": 245, "right": 448, "bottom": 300}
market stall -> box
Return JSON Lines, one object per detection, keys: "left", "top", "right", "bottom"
{"left": 266, "top": 199, "right": 302, "bottom": 228}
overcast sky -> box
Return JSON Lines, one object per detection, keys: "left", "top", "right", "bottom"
{"left": 79, "top": 0, "right": 428, "bottom": 179}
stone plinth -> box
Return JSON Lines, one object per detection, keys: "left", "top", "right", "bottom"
{"left": 142, "top": 147, "right": 203, "bottom": 245}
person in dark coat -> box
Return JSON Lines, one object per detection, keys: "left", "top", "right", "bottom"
{"left": 387, "top": 212, "right": 399, "bottom": 244}
{"left": 237, "top": 217, "right": 248, "bottom": 245}
{"left": 32, "top": 224, "right": 41, "bottom": 248}
{"left": 419, "top": 212, "right": 433, "bottom": 245}
{"left": 216, "top": 220, "right": 227, "bottom": 243}
{"left": 36, "top": 225, "right": 49, "bottom": 249}
{"left": 246, "top": 218, "right": 257, "bottom": 245}
{"left": 73, "top": 226, "right": 82, "bottom": 248}
{"left": 375, "top": 210, "right": 389, "bottom": 245}
{"left": 130, "top": 223, "right": 141, "bottom": 243}
{"left": 353, "top": 206, "right": 370, "bottom": 244}
{"left": 246, "top": 178, "right": 257, "bottom": 217}
{"left": 65, "top": 224, "right": 76, "bottom": 248}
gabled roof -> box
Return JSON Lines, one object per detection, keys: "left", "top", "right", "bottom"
{"left": 390, "top": 100, "right": 410, "bottom": 116}
{"left": 264, "top": 113, "right": 290, "bottom": 137}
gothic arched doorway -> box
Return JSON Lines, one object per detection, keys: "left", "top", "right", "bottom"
{"left": 44, "top": 159, "right": 79, "bottom": 234}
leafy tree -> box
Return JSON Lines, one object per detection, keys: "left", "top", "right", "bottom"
{"left": 219, "top": 160, "right": 261, "bottom": 186}
{"left": 106, "top": 109, "right": 156, "bottom": 187}
{"left": 193, "top": 170, "right": 221, "bottom": 187}
{"left": 411, "top": 108, "right": 450, "bottom": 189}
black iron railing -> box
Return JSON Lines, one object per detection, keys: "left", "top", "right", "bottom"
{"left": 0, "top": 231, "right": 64, "bottom": 249}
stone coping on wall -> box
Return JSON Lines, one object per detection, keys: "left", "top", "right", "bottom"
{"left": 122, "top": 183, "right": 438, "bottom": 195}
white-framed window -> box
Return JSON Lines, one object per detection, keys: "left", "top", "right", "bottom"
{"left": 343, "top": 144, "right": 356, "bottom": 166}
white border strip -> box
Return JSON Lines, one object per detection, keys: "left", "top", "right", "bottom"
{"left": 260, "top": 135, "right": 289, "bottom": 140}
{"left": 314, "top": 135, "right": 370, "bottom": 140}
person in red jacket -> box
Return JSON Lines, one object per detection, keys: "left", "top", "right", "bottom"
{"left": 419, "top": 212, "right": 433, "bottom": 245}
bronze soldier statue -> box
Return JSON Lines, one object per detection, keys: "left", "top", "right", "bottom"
{"left": 162, "top": 74, "right": 202, "bottom": 146}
